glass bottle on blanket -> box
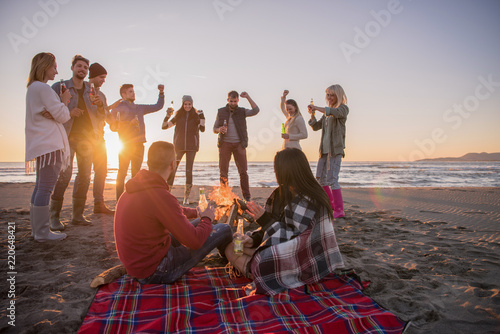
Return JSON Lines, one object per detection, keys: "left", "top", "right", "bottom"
{"left": 234, "top": 218, "right": 244, "bottom": 255}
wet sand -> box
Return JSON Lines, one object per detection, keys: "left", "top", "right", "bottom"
{"left": 0, "top": 183, "right": 498, "bottom": 333}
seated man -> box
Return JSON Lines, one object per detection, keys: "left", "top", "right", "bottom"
{"left": 114, "top": 141, "right": 233, "bottom": 284}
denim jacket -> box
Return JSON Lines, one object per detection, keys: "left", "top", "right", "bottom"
{"left": 51, "top": 79, "right": 105, "bottom": 139}
{"left": 111, "top": 95, "right": 165, "bottom": 143}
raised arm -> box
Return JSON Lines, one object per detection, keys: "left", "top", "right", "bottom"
{"left": 141, "top": 85, "right": 165, "bottom": 115}
{"left": 197, "top": 110, "right": 206, "bottom": 132}
{"left": 325, "top": 105, "right": 349, "bottom": 119}
{"left": 161, "top": 108, "right": 175, "bottom": 130}
{"left": 280, "top": 90, "right": 288, "bottom": 117}
{"left": 240, "top": 91, "right": 260, "bottom": 116}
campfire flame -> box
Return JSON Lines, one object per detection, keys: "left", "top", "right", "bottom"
{"left": 208, "top": 184, "right": 240, "bottom": 221}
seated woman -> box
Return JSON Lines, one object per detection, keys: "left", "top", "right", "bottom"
{"left": 224, "top": 148, "right": 344, "bottom": 295}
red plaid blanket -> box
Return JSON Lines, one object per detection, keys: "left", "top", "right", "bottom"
{"left": 79, "top": 267, "right": 406, "bottom": 333}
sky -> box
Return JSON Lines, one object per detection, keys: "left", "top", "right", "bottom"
{"left": 1, "top": 0, "right": 499, "bottom": 164}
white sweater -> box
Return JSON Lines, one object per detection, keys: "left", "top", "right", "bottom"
{"left": 25, "top": 81, "right": 71, "bottom": 166}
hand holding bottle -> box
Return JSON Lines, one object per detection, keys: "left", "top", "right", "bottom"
{"left": 197, "top": 202, "right": 215, "bottom": 222}
{"left": 219, "top": 119, "right": 228, "bottom": 134}
{"left": 60, "top": 89, "right": 71, "bottom": 105}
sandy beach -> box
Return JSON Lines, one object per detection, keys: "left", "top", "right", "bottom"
{"left": 0, "top": 183, "right": 499, "bottom": 333}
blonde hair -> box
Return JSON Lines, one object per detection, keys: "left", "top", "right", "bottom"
{"left": 325, "top": 84, "right": 347, "bottom": 108}
{"left": 27, "top": 52, "right": 56, "bottom": 87}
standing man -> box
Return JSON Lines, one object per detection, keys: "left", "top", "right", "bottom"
{"left": 110, "top": 84, "right": 165, "bottom": 200}
{"left": 88, "top": 63, "right": 114, "bottom": 214}
{"left": 213, "top": 91, "right": 259, "bottom": 201}
{"left": 50, "top": 55, "right": 104, "bottom": 228}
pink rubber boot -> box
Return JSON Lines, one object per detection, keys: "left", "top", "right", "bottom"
{"left": 331, "top": 188, "right": 345, "bottom": 218}
{"left": 322, "top": 186, "right": 334, "bottom": 209}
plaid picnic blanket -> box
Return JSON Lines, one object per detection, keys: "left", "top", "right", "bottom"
{"left": 79, "top": 267, "right": 406, "bottom": 334}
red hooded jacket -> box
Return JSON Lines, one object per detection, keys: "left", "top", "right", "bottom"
{"left": 114, "top": 169, "right": 212, "bottom": 279}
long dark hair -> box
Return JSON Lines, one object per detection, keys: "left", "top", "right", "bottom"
{"left": 274, "top": 148, "right": 333, "bottom": 219}
{"left": 173, "top": 100, "right": 198, "bottom": 119}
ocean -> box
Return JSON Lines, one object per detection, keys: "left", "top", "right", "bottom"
{"left": 1, "top": 161, "right": 499, "bottom": 188}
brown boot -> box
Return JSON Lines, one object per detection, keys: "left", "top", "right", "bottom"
{"left": 94, "top": 201, "right": 115, "bottom": 215}
{"left": 72, "top": 198, "right": 92, "bottom": 225}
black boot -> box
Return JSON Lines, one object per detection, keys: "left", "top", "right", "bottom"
{"left": 72, "top": 198, "right": 92, "bottom": 225}
{"left": 94, "top": 201, "right": 115, "bottom": 215}
{"left": 49, "top": 199, "right": 65, "bottom": 231}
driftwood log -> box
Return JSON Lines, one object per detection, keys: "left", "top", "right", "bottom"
{"left": 90, "top": 264, "right": 127, "bottom": 288}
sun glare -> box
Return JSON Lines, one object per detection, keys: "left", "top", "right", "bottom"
{"left": 104, "top": 132, "right": 122, "bottom": 168}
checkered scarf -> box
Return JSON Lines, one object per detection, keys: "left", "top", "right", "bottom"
{"left": 250, "top": 194, "right": 344, "bottom": 295}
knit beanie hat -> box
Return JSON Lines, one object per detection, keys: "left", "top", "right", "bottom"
{"left": 89, "top": 63, "right": 107, "bottom": 79}
{"left": 182, "top": 95, "right": 193, "bottom": 103}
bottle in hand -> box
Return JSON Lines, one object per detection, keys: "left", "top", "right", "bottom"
{"left": 198, "top": 187, "right": 208, "bottom": 211}
{"left": 234, "top": 218, "right": 244, "bottom": 255}
{"left": 60, "top": 79, "right": 66, "bottom": 95}
{"left": 90, "top": 83, "right": 96, "bottom": 105}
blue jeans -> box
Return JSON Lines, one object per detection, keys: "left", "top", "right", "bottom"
{"left": 52, "top": 135, "right": 94, "bottom": 201}
{"left": 316, "top": 154, "right": 342, "bottom": 189}
{"left": 93, "top": 138, "right": 107, "bottom": 203}
{"left": 140, "top": 221, "right": 233, "bottom": 284}
{"left": 31, "top": 155, "right": 63, "bottom": 206}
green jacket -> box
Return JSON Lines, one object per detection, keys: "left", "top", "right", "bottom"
{"left": 309, "top": 104, "right": 349, "bottom": 157}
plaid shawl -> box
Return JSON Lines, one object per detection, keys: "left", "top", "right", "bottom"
{"left": 250, "top": 194, "right": 344, "bottom": 295}
{"left": 80, "top": 267, "right": 406, "bottom": 333}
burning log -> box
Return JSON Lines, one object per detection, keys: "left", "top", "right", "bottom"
{"left": 207, "top": 184, "right": 255, "bottom": 228}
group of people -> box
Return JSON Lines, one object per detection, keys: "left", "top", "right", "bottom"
{"left": 25, "top": 51, "right": 348, "bottom": 295}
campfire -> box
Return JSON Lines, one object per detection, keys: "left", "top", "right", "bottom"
{"left": 207, "top": 184, "right": 254, "bottom": 227}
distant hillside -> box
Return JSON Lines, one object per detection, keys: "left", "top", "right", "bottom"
{"left": 418, "top": 152, "right": 500, "bottom": 162}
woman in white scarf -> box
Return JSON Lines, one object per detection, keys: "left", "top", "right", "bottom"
{"left": 25, "top": 52, "right": 73, "bottom": 242}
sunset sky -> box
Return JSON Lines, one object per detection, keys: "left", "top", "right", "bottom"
{"left": 1, "top": 0, "right": 499, "bottom": 164}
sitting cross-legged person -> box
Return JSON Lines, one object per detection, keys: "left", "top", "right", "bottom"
{"left": 224, "top": 148, "right": 344, "bottom": 295}
{"left": 114, "top": 141, "right": 233, "bottom": 284}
